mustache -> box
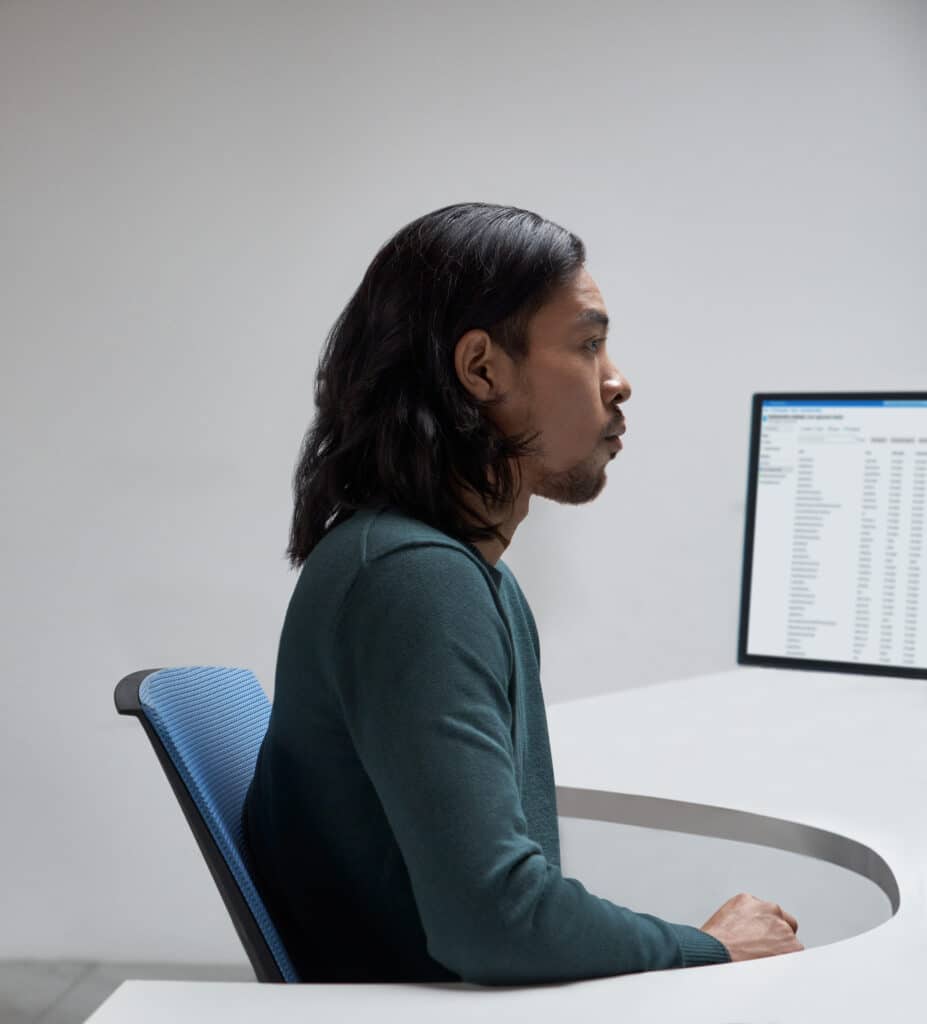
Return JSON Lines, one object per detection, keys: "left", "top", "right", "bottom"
{"left": 604, "top": 416, "right": 626, "bottom": 437}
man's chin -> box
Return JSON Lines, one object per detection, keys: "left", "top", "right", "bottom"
{"left": 533, "top": 464, "right": 608, "bottom": 505}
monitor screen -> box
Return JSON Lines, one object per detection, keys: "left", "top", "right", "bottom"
{"left": 738, "top": 393, "right": 927, "bottom": 680}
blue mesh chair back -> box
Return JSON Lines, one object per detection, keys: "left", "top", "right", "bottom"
{"left": 114, "top": 666, "right": 299, "bottom": 983}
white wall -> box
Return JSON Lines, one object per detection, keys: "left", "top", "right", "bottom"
{"left": 1, "top": 0, "right": 923, "bottom": 962}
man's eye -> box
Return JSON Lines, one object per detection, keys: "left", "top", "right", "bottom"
{"left": 584, "top": 338, "right": 603, "bottom": 353}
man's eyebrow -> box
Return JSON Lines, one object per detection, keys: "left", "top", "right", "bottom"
{"left": 572, "top": 309, "right": 610, "bottom": 331}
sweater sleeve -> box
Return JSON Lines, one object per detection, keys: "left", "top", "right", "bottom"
{"left": 333, "top": 544, "right": 730, "bottom": 985}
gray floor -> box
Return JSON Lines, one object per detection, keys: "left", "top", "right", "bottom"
{"left": 0, "top": 961, "right": 255, "bottom": 1024}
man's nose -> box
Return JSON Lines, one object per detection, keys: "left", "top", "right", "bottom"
{"left": 604, "top": 369, "right": 631, "bottom": 406}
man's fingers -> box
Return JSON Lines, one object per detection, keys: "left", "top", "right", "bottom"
{"left": 776, "top": 905, "right": 799, "bottom": 933}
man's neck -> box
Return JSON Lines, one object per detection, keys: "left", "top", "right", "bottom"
{"left": 462, "top": 481, "right": 531, "bottom": 566}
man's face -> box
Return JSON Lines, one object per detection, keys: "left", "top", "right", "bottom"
{"left": 494, "top": 266, "right": 631, "bottom": 504}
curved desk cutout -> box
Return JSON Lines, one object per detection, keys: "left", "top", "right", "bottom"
{"left": 556, "top": 785, "right": 900, "bottom": 914}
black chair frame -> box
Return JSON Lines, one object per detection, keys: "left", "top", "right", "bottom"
{"left": 114, "top": 668, "right": 287, "bottom": 983}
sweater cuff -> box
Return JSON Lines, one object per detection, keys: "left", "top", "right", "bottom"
{"left": 671, "top": 923, "right": 732, "bottom": 967}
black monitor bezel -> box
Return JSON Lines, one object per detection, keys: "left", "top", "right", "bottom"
{"left": 737, "top": 390, "right": 927, "bottom": 681}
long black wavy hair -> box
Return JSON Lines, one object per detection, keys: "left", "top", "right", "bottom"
{"left": 287, "top": 201, "right": 587, "bottom": 568}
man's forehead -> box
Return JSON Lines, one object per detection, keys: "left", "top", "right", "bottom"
{"left": 527, "top": 271, "right": 610, "bottom": 344}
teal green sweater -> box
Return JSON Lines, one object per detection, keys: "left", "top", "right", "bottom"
{"left": 244, "top": 506, "right": 730, "bottom": 984}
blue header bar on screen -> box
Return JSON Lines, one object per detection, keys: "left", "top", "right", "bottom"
{"left": 762, "top": 400, "right": 927, "bottom": 407}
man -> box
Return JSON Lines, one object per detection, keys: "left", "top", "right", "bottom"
{"left": 244, "top": 202, "right": 803, "bottom": 984}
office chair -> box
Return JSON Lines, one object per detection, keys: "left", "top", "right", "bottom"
{"left": 114, "top": 666, "right": 299, "bottom": 983}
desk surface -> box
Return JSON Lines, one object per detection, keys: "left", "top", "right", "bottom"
{"left": 86, "top": 666, "right": 927, "bottom": 1023}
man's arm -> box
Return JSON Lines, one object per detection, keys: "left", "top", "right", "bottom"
{"left": 333, "top": 544, "right": 731, "bottom": 985}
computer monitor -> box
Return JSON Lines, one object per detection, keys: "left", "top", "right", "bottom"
{"left": 738, "top": 392, "right": 927, "bottom": 681}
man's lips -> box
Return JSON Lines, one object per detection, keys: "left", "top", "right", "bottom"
{"left": 604, "top": 419, "right": 626, "bottom": 439}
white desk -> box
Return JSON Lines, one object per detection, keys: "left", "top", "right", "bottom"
{"left": 85, "top": 666, "right": 927, "bottom": 1022}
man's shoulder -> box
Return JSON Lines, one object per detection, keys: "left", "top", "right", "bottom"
{"left": 365, "top": 506, "right": 467, "bottom": 556}
{"left": 329, "top": 507, "right": 510, "bottom": 638}
{"left": 356, "top": 506, "right": 489, "bottom": 571}
{"left": 317, "top": 505, "right": 496, "bottom": 585}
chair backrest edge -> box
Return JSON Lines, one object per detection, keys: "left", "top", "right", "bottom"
{"left": 115, "top": 669, "right": 287, "bottom": 983}
{"left": 114, "top": 669, "right": 161, "bottom": 716}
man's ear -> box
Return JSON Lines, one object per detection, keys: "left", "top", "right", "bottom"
{"left": 454, "top": 329, "right": 506, "bottom": 401}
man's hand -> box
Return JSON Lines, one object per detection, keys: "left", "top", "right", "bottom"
{"left": 700, "top": 892, "right": 804, "bottom": 961}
